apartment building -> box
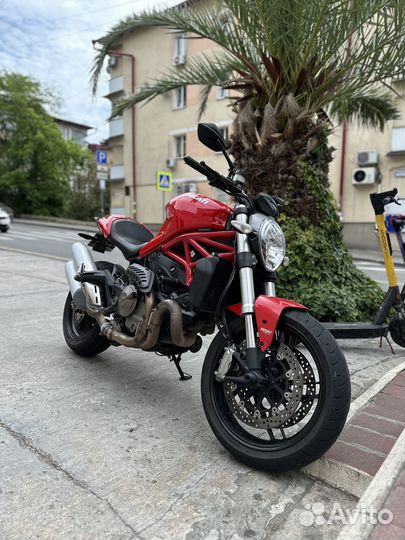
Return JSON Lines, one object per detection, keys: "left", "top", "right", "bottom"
{"left": 98, "top": 3, "right": 405, "bottom": 247}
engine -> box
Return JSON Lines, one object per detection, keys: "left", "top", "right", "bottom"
{"left": 116, "top": 284, "right": 147, "bottom": 335}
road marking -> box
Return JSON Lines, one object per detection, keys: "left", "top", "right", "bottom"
{"left": 0, "top": 235, "right": 11, "bottom": 240}
{"left": 7, "top": 230, "right": 73, "bottom": 242}
{"left": 0, "top": 246, "right": 69, "bottom": 261}
{"left": 4, "top": 232, "right": 40, "bottom": 241}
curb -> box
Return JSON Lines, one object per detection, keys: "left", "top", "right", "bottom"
{"left": 351, "top": 255, "right": 405, "bottom": 268}
{"left": 302, "top": 362, "right": 405, "bottom": 497}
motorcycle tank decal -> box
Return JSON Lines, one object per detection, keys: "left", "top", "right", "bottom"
{"left": 228, "top": 296, "right": 307, "bottom": 351}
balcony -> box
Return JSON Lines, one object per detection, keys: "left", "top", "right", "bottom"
{"left": 109, "top": 164, "right": 125, "bottom": 182}
{"left": 107, "top": 76, "right": 124, "bottom": 95}
{"left": 109, "top": 117, "right": 124, "bottom": 138}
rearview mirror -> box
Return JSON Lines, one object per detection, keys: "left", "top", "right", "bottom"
{"left": 197, "top": 123, "right": 225, "bottom": 152}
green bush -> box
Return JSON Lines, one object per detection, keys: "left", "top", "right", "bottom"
{"left": 276, "top": 162, "right": 384, "bottom": 322}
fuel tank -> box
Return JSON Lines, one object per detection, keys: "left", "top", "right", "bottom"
{"left": 140, "top": 193, "right": 233, "bottom": 256}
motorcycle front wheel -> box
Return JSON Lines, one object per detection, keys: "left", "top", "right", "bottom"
{"left": 201, "top": 310, "right": 350, "bottom": 472}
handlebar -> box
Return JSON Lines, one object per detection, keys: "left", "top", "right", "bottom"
{"left": 370, "top": 188, "right": 399, "bottom": 215}
{"left": 183, "top": 155, "right": 244, "bottom": 199}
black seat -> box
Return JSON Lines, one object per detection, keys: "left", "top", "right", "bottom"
{"left": 110, "top": 219, "right": 154, "bottom": 259}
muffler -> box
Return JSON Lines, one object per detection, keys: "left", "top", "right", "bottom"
{"left": 65, "top": 242, "right": 101, "bottom": 310}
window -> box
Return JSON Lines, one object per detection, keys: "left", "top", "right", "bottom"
{"left": 173, "top": 86, "right": 187, "bottom": 109}
{"left": 174, "top": 134, "right": 187, "bottom": 158}
{"left": 216, "top": 86, "right": 229, "bottom": 100}
{"left": 392, "top": 127, "right": 405, "bottom": 152}
{"left": 215, "top": 126, "right": 229, "bottom": 153}
{"left": 174, "top": 34, "right": 187, "bottom": 58}
{"left": 175, "top": 182, "right": 198, "bottom": 196}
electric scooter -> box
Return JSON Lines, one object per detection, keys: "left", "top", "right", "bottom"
{"left": 324, "top": 188, "right": 405, "bottom": 347}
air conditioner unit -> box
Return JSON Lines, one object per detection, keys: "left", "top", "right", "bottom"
{"left": 108, "top": 56, "right": 118, "bottom": 68}
{"left": 166, "top": 158, "right": 176, "bottom": 169}
{"left": 173, "top": 55, "right": 186, "bottom": 66}
{"left": 357, "top": 150, "right": 378, "bottom": 166}
{"left": 352, "top": 167, "right": 378, "bottom": 186}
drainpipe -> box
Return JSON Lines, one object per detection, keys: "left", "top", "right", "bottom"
{"left": 92, "top": 42, "right": 137, "bottom": 218}
{"left": 339, "top": 122, "right": 347, "bottom": 212}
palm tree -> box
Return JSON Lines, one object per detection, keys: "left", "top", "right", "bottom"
{"left": 92, "top": 0, "right": 405, "bottom": 321}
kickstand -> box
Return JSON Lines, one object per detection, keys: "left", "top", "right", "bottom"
{"left": 170, "top": 354, "right": 192, "bottom": 381}
{"left": 379, "top": 332, "right": 396, "bottom": 355}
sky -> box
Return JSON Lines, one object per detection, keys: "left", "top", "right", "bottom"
{"left": 0, "top": 0, "right": 180, "bottom": 143}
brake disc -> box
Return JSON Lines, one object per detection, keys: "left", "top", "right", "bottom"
{"left": 224, "top": 344, "right": 304, "bottom": 429}
{"left": 281, "top": 349, "right": 317, "bottom": 427}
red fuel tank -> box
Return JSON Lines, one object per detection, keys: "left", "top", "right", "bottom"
{"left": 141, "top": 193, "right": 233, "bottom": 256}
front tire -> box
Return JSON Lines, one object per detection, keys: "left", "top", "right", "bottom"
{"left": 63, "top": 260, "right": 114, "bottom": 357}
{"left": 201, "top": 310, "right": 350, "bottom": 472}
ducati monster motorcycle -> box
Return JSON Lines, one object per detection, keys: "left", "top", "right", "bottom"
{"left": 63, "top": 123, "right": 350, "bottom": 472}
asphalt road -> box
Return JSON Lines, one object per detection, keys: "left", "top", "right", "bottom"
{"left": 1, "top": 221, "right": 404, "bottom": 289}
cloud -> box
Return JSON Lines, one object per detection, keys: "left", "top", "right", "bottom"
{"left": 0, "top": 0, "right": 178, "bottom": 143}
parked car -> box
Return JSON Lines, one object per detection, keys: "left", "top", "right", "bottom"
{"left": 0, "top": 208, "right": 11, "bottom": 232}
{"left": 0, "top": 202, "right": 14, "bottom": 220}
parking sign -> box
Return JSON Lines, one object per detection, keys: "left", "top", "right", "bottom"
{"left": 97, "top": 150, "right": 108, "bottom": 165}
{"left": 157, "top": 171, "right": 173, "bottom": 192}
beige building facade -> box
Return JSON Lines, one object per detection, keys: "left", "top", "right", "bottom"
{"left": 99, "top": 6, "right": 405, "bottom": 247}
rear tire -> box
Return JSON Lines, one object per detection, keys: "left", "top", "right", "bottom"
{"left": 63, "top": 260, "right": 114, "bottom": 357}
{"left": 201, "top": 311, "right": 350, "bottom": 472}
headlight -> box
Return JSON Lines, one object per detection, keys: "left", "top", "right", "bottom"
{"left": 258, "top": 217, "right": 286, "bottom": 271}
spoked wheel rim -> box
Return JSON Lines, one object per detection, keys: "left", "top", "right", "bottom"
{"left": 211, "top": 322, "right": 326, "bottom": 451}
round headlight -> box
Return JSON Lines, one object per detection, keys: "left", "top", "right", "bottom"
{"left": 258, "top": 217, "right": 286, "bottom": 271}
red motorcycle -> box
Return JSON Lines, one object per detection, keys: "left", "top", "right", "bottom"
{"left": 63, "top": 123, "right": 350, "bottom": 472}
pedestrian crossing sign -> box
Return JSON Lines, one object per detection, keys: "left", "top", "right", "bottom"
{"left": 157, "top": 171, "right": 173, "bottom": 192}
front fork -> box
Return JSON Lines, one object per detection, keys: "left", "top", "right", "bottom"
{"left": 234, "top": 208, "right": 274, "bottom": 372}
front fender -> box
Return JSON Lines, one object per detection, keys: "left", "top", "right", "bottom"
{"left": 227, "top": 296, "right": 307, "bottom": 351}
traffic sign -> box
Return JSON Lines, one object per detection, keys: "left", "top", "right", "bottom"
{"left": 157, "top": 171, "right": 173, "bottom": 192}
{"left": 97, "top": 150, "right": 108, "bottom": 165}
{"left": 99, "top": 179, "right": 106, "bottom": 191}
{"left": 97, "top": 172, "right": 108, "bottom": 181}
{"left": 97, "top": 165, "right": 108, "bottom": 173}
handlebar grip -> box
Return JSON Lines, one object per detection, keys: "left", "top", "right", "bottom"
{"left": 183, "top": 156, "right": 210, "bottom": 176}
{"left": 370, "top": 188, "right": 399, "bottom": 215}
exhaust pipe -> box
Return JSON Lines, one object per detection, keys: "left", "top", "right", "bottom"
{"left": 65, "top": 242, "right": 101, "bottom": 310}
{"left": 65, "top": 243, "right": 196, "bottom": 350}
{"left": 100, "top": 298, "right": 196, "bottom": 350}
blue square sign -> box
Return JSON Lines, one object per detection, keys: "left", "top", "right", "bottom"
{"left": 97, "top": 150, "right": 108, "bottom": 165}
{"left": 157, "top": 171, "right": 173, "bottom": 192}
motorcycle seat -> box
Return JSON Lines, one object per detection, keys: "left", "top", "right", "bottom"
{"left": 110, "top": 219, "right": 154, "bottom": 259}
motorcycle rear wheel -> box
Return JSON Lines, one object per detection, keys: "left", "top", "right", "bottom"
{"left": 63, "top": 260, "right": 113, "bottom": 357}
{"left": 201, "top": 310, "right": 350, "bottom": 472}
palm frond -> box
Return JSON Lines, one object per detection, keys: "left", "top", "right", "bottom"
{"left": 329, "top": 88, "right": 400, "bottom": 130}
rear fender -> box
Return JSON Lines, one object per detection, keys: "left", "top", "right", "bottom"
{"left": 227, "top": 296, "right": 307, "bottom": 351}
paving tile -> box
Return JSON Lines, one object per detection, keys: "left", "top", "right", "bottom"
{"left": 351, "top": 413, "right": 405, "bottom": 438}
{"left": 382, "top": 383, "right": 405, "bottom": 399}
{"left": 385, "top": 486, "right": 405, "bottom": 529}
{"left": 326, "top": 441, "right": 384, "bottom": 476}
{"left": 364, "top": 404, "right": 405, "bottom": 423}
{"left": 339, "top": 425, "right": 396, "bottom": 456}
{"left": 371, "top": 523, "right": 405, "bottom": 540}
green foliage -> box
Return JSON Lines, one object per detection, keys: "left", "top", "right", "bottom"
{"left": 0, "top": 72, "right": 90, "bottom": 216}
{"left": 277, "top": 162, "right": 384, "bottom": 321}
{"left": 63, "top": 160, "right": 110, "bottom": 221}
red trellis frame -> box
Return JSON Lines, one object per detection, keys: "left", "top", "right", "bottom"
{"left": 162, "top": 231, "right": 236, "bottom": 286}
